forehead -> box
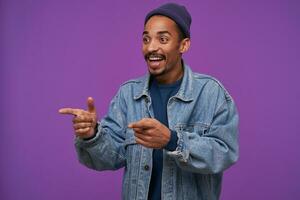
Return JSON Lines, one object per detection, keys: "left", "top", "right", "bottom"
{"left": 144, "top": 15, "right": 178, "bottom": 34}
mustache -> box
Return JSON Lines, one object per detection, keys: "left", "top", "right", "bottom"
{"left": 144, "top": 53, "right": 166, "bottom": 60}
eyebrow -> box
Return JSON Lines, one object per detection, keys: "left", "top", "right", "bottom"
{"left": 142, "top": 30, "right": 172, "bottom": 36}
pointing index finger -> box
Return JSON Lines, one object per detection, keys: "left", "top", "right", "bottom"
{"left": 128, "top": 119, "right": 154, "bottom": 129}
{"left": 58, "top": 108, "right": 83, "bottom": 116}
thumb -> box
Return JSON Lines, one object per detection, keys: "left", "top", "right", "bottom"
{"left": 87, "top": 97, "right": 96, "bottom": 113}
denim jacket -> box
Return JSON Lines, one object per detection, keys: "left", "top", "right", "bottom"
{"left": 75, "top": 64, "right": 239, "bottom": 200}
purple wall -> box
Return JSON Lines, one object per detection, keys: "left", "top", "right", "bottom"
{"left": 1, "top": 0, "right": 299, "bottom": 199}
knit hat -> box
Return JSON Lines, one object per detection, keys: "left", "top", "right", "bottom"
{"left": 144, "top": 3, "right": 192, "bottom": 38}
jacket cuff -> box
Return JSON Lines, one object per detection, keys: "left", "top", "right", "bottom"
{"left": 166, "top": 129, "right": 190, "bottom": 163}
{"left": 164, "top": 130, "right": 178, "bottom": 151}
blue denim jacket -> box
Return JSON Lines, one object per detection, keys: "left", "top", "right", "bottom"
{"left": 75, "top": 64, "right": 239, "bottom": 200}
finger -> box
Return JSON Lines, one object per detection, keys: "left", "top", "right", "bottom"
{"left": 73, "top": 122, "right": 93, "bottom": 130}
{"left": 59, "top": 108, "right": 83, "bottom": 116}
{"left": 75, "top": 127, "right": 91, "bottom": 136}
{"left": 128, "top": 118, "right": 154, "bottom": 129}
{"left": 87, "top": 97, "right": 96, "bottom": 113}
{"left": 128, "top": 122, "right": 143, "bottom": 129}
{"left": 134, "top": 132, "right": 151, "bottom": 141}
{"left": 132, "top": 127, "right": 144, "bottom": 133}
{"left": 135, "top": 137, "right": 147, "bottom": 145}
{"left": 72, "top": 116, "right": 94, "bottom": 123}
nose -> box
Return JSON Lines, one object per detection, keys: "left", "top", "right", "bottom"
{"left": 147, "top": 39, "right": 159, "bottom": 52}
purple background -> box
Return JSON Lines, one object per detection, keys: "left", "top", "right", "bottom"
{"left": 1, "top": 0, "right": 299, "bottom": 199}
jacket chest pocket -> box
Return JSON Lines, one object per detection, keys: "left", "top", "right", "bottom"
{"left": 175, "top": 122, "right": 210, "bottom": 136}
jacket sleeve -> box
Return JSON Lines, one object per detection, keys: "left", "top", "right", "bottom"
{"left": 74, "top": 88, "right": 127, "bottom": 171}
{"left": 167, "top": 84, "right": 239, "bottom": 174}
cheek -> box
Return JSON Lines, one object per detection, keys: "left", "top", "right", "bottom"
{"left": 165, "top": 53, "right": 180, "bottom": 64}
{"left": 142, "top": 45, "right": 147, "bottom": 54}
{"left": 164, "top": 44, "right": 179, "bottom": 54}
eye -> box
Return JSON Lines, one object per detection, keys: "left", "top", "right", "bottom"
{"left": 143, "top": 36, "right": 150, "bottom": 44}
{"left": 159, "top": 36, "right": 169, "bottom": 44}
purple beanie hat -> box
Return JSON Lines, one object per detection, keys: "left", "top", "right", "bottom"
{"left": 145, "top": 3, "right": 192, "bottom": 38}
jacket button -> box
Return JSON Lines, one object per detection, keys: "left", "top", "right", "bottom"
{"left": 144, "top": 165, "right": 150, "bottom": 171}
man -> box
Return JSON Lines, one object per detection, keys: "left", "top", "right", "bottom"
{"left": 59, "top": 3, "right": 239, "bottom": 200}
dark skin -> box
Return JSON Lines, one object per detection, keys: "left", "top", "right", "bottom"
{"left": 130, "top": 15, "right": 190, "bottom": 148}
{"left": 142, "top": 15, "right": 190, "bottom": 84}
{"left": 59, "top": 15, "right": 191, "bottom": 149}
{"left": 59, "top": 97, "right": 97, "bottom": 139}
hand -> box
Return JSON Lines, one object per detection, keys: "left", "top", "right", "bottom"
{"left": 128, "top": 118, "right": 170, "bottom": 149}
{"left": 59, "top": 97, "right": 98, "bottom": 139}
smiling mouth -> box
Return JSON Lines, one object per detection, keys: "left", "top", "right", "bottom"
{"left": 145, "top": 53, "right": 166, "bottom": 62}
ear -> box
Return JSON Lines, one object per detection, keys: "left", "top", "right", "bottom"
{"left": 179, "top": 38, "right": 191, "bottom": 53}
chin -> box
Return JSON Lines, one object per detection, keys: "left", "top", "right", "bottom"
{"left": 149, "top": 70, "right": 166, "bottom": 79}
{"left": 148, "top": 66, "right": 164, "bottom": 75}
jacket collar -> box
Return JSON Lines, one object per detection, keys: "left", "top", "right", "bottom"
{"left": 134, "top": 61, "right": 194, "bottom": 102}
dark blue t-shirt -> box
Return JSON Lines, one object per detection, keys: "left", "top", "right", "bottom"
{"left": 148, "top": 77, "right": 182, "bottom": 200}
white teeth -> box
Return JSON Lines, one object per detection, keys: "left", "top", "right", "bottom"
{"left": 149, "top": 57, "right": 163, "bottom": 61}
